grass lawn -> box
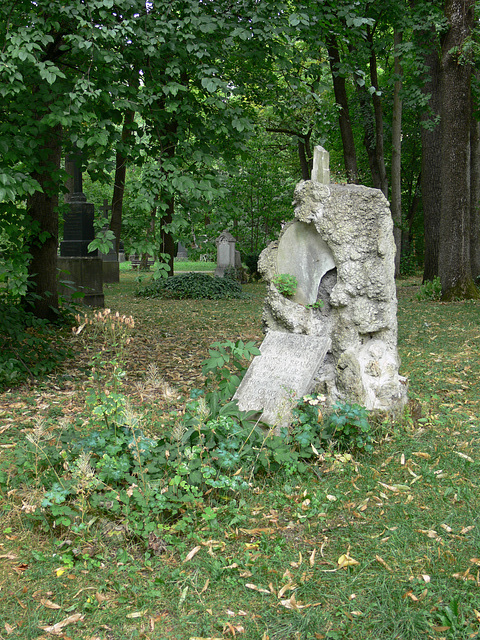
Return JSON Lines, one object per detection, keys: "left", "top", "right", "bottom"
{"left": 1, "top": 273, "right": 480, "bottom": 639}
{"left": 120, "top": 260, "right": 217, "bottom": 273}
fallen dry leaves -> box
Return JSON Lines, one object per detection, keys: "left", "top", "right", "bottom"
{"left": 39, "top": 613, "right": 84, "bottom": 635}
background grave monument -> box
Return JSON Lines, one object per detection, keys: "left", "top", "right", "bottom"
{"left": 58, "top": 149, "right": 104, "bottom": 307}
{"left": 234, "top": 146, "right": 407, "bottom": 425}
{"left": 176, "top": 242, "right": 189, "bottom": 261}
{"left": 214, "top": 230, "right": 239, "bottom": 277}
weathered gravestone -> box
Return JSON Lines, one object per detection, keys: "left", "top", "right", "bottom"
{"left": 234, "top": 146, "right": 407, "bottom": 425}
{"left": 234, "top": 331, "right": 329, "bottom": 426}
{"left": 176, "top": 242, "right": 189, "bottom": 261}
{"left": 214, "top": 230, "right": 241, "bottom": 277}
{"left": 58, "top": 149, "right": 104, "bottom": 307}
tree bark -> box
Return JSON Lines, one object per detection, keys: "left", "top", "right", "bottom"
{"left": 470, "top": 101, "right": 480, "bottom": 281}
{"left": 109, "top": 107, "right": 135, "bottom": 255}
{"left": 391, "top": 31, "right": 403, "bottom": 277}
{"left": 160, "top": 197, "right": 175, "bottom": 276}
{"left": 327, "top": 37, "right": 359, "bottom": 184}
{"left": 267, "top": 127, "right": 312, "bottom": 179}
{"left": 368, "top": 29, "right": 388, "bottom": 198}
{"left": 25, "top": 123, "right": 62, "bottom": 319}
{"left": 421, "top": 45, "right": 442, "bottom": 282}
{"left": 438, "top": 0, "right": 479, "bottom": 300}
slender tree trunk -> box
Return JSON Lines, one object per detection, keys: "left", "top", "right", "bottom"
{"left": 391, "top": 31, "right": 403, "bottom": 277}
{"left": 368, "top": 31, "right": 388, "bottom": 198}
{"left": 160, "top": 197, "right": 175, "bottom": 276}
{"left": 298, "top": 138, "right": 310, "bottom": 180}
{"left": 438, "top": 0, "right": 478, "bottom": 300}
{"left": 110, "top": 107, "right": 135, "bottom": 255}
{"left": 421, "top": 45, "right": 442, "bottom": 282}
{"left": 25, "top": 123, "right": 62, "bottom": 320}
{"left": 327, "top": 37, "right": 359, "bottom": 184}
{"left": 355, "top": 79, "right": 383, "bottom": 191}
{"left": 402, "top": 171, "right": 421, "bottom": 259}
{"left": 266, "top": 127, "right": 312, "bottom": 179}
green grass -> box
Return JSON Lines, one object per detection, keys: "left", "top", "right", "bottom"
{"left": 120, "top": 260, "right": 216, "bottom": 273}
{"left": 1, "top": 275, "right": 480, "bottom": 639}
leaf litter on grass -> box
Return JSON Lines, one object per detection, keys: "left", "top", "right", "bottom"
{"left": 2, "top": 275, "right": 480, "bottom": 639}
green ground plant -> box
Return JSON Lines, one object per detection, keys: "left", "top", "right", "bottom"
{"left": 135, "top": 271, "right": 248, "bottom": 300}
{"left": 417, "top": 275, "right": 442, "bottom": 301}
{"left": 272, "top": 272, "right": 298, "bottom": 297}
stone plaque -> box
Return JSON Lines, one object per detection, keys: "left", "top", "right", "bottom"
{"left": 234, "top": 331, "right": 330, "bottom": 426}
{"left": 276, "top": 221, "right": 335, "bottom": 305}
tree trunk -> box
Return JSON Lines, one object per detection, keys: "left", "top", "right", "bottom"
{"left": 368, "top": 31, "right": 388, "bottom": 198}
{"left": 421, "top": 45, "right": 442, "bottom": 282}
{"left": 470, "top": 100, "right": 480, "bottom": 281}
{"left": 391, "top": 31, "right": 403, "bottom": 277}
{"left": 298, "top": 137, "right": 310, "bottom": 180}
{"left": 160, "top": 197, "right": 175, "bottom": 276}
{"left": 438, "top": 0, "right": 478, "bottom": 300}
{"left": 25, "top": 123, "right": 62, "bottom": 320}
{"left": 327, "top": 37, "right": 359, "bottom": 183}
{"left": 110, "top": 107, "right": 135, "bottom": 255}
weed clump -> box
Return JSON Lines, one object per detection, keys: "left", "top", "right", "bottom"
{"left": 135, "top": 272, "right": 248, "bottom": 300}
{"left": 417, "top": 276, "right": 442, "bottom": 301}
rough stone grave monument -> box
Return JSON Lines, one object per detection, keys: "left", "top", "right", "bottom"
{"left": 58, "top": 149, "right": 104, "bottom": 307}
{"left": 234, "top": 146, "right": 407, "bottom": 426}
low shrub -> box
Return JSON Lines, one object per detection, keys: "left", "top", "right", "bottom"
{"left": 417, "top": 276, "right": 442, "bottom": 301}
{"left": 135, "top": 272, "right": 248, "bottom": 300}
{"left": 290, "top": 395, "right": 374, "bottom": 454}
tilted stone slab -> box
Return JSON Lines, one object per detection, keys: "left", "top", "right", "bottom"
{"left": 234, "top": 331, "right": 330, "bottom": 426}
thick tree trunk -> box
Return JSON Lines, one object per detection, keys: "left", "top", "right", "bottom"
{"left": 25, "top": 124, "right": 62, "bottom": 320}
{"left": 391, "top": 31, "right": 403, "bottom": 277}
{"left": 327, "top": 38, "right": 359, "bottom": 184}
{"left": 421, "top": 46, "right": 442, "bottom": 282}
{"left": 438, "top": 0, "right": 478, "bottom": 300}
{"left": 470, "top": 105, "right": 480, "bottom": 281}
{"left": 110, "top": 108, "right": 135, "bottom": 255}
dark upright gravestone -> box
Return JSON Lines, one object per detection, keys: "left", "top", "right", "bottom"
{"left": 60, "top": 155, "right": 96, "bottom": 257}
{"left": 58, "top": 149, "right": 104, "bottom": 307}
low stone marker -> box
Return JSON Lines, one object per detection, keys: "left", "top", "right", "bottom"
{"left": 214, "top": 230, "right": 237, "bottom": 277}
{"left": 176, "top": 242, "right": 189, "bottom": 261}
{"left": 234, "top": 331, "right": 330, "bottom": 427}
